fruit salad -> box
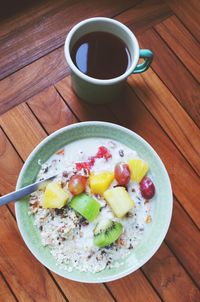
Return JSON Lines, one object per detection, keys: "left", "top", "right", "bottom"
{"left": 29, "top": 138, "right": 155, "bottom": 273}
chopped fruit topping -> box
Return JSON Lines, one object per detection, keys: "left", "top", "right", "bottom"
{"left": 88, "top": 156, "right": 95, "bottom": 166}
{"left": 104, "top": 187, "right": 134, "bottom": 218}
{"left": 114, "top": 162, "right": 131, "bottom": 186}
{"left": 89, "top": 172, "right": 114, "bottom": 195}
{"left": 56, "top": 149, "right": 65, "bottom": 155}
{"left": 93, "top": 219, "right": 123, "bottom": 248}
{"left": 76, "top": 162, "right": 92, "bottom": 173}
{"left": 68, "top": 175, "right": 87, "bottom": 195}
{"left": 43, "top": 182, "right": 69, "bottom": 209}
{"left": 75, "top": 146, "right": 112, "bottom": 174}
{"left": 70, "top": 193, "right": 100, "bottom": 222}
{"left": 145, "top": 215, "right": 152, "bottom": 224}
{"left": 128, "top": 159, "right": 149, "bottom": 183}
{"left": 96, "top": 146, "right": 112, "bottom": 160}
{"left": 140, "top": 177, "right": 155, "bottom": 199}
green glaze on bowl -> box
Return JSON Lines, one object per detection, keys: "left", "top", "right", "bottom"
{"left": 15, "top": 122, "right": 173, "bottom": 283}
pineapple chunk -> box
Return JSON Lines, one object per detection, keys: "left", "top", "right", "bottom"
{"left": 104, "top": 187, "right": 134, "bottom": 218}
{"left": 43, "top": 182, "right": 69, "bottom": 209}
{"left": 128, "top": 159, "right": 149, "bottom": 183}
{"left": 89, "top": 172, "right": 114, "bottom": 195}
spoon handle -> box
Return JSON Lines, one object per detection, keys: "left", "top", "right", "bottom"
{"left": 0, "top": 175, "right": 56, "bottom": 206}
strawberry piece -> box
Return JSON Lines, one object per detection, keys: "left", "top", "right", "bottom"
{"left": 96, "top": 146, "right": 112, "bottom": 160}
{"left": 88, "top": 156, "right": 96, "bottom": 166}
{"left": 75, "top": 146, "right": 111, "bottom": 174}
{"left": 76, "top": 162, "right": 91, "bottom": 173}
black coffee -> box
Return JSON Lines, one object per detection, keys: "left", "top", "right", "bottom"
{"left": 71, "top": 31, "right": 131, "bottom": 80}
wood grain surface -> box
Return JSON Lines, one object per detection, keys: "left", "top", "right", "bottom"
{"left": 0, "top": 47, "right": 69, "bottom": 115}
{"left": 138, "top": 29, "right": 200, "bottom": 127}
{"left": 154, "top": 15, "right": 200, "bottom": 83}
{"left": 116, "top": 0, "right": 173, "bottom": 35}
{"left": 0, "top": 0, "right": 199, "bottom": 301}
{"left": 166, "top": 199, "right": 200, "bottom": 285}
{"left": 0, "top": 0, "right": 136, "bottom": 79}
{"left": 0, "top": 273, "right": 16, "bottom": 302}
{"left": 168, "top": 0, "right": 200, "bottom": 41}
{"left": 142, "top": 244, "right": 199, "bottom": 302}
{"left": 128, "top": 68, "right": 200, "bottom": 175}
{"left": 0, "top": 205, "right": 67, "bottom": 302}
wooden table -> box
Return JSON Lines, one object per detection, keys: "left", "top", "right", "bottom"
{"left": 0, "top": 1, "right": 199, "bottom": 301}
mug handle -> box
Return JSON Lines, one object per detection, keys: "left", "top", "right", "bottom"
{"left": 132, "top": 49, "right": 153, "bottom": 74}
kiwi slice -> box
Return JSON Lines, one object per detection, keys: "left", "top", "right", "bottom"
{"left": 93, "top": 219, "right": 123, "bottom": 248}
{"left": 70, "top": 193, "right": 100, "bottom": 222}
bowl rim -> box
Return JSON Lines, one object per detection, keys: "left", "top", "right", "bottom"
{"left": 15, "top": 121, "right": 173, "bottom": 283}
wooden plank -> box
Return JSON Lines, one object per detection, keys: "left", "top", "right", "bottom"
{"left": 137, "top": 29, "right": 200, "bottom": 127}
{"left": 52, "top": 277, "right": 115, "bottom": 302}
{"left": 0, "top": 128, "right": 23, "bottom": 196}
{"left": 0, "top": 0, "right": 63, "bottom": 33}
{"left": 55, "top": 77, "right": 116, "bottom": 123}
{"left": 107, "top": 271, "right": 161, "bottom": 302}
{"left": 0, "top": 127, "right": 23, "bottom": 214}
{"left": 154, "top": 15, "right": 200, "bottom": 83}
{"left": 0, "top": 47, "right": 69, "bottom": 115}
{"left": 0, "top": 0, "right": 136, "bottom": 80}
{"left": 167, "top": 0, "right": 200, "bottom": 42}
{"left": 127, "top": 68, "right": 200, "bottom": 176}
{"left": 56, "top": 77, "right": 200, "bottom": 227}
{"left": 0, "top": 0, "right": 39, "bottom": 20}
{"left": 0, "top": 273, "right": 16, "bottom": 302}
{"left": 0, "top": 103, "right": 46, "bottom": 160}
{"left": 28, "top": 86, "right": 77, "bottom": 134}
{"left": 166, "top": 198, "right": 200, "bottom": 285}
{"left": 142, "top": 244, "right": 200, "bottom": 302}
{"left": 116, "top": 0, "right": 172, "bottom": 35}
{"left": 0, "top": 206, "right": 67, "bottom": 302}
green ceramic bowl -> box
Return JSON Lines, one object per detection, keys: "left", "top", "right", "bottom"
{"left": 15, "top": 121, "right": 173, "bottom": 283}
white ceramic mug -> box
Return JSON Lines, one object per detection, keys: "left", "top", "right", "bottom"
{"left": 64, "top": 17, "right": 153, "bottom": 104}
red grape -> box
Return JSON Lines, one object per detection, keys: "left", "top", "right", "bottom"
{"left": 68, "top": 175, "right": 87, "bottom": 195}
{"left": 140, "top": 177, "right": 155, "bottom": 199}
{"left": 114, "top": 162, "right": 131, "bottom": 186}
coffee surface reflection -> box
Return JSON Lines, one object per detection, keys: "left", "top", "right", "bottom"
{"left": 71, "top": 31, "right": 131, "bottom": 80}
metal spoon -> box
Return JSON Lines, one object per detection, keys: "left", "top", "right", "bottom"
{"left": 0, "top": 175, "right": 56, "bottom": 206}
